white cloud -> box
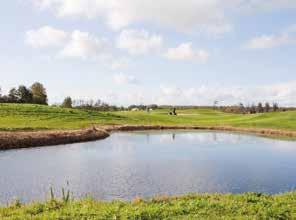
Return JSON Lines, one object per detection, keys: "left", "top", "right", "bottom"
{"left": 155, "top": 81, "right": 296, "bottom": 106}
{"left": 32, "top": 0, "right": 109, "bottom": 18}
{"left": 107, "top": 0, "right": 233, "bottom": 34}
{"left": 69, "top": 81, "right": 296, "bottom": 107}
{"left": 26, "top": 27, "right": 113, "bottom": 61}
{"left": 160, "top": 85, "right": 182, "bottom": 97}
{"left": 112, "top": 73, "right": 138, "bottom": 85}
{"left": 117, "top": 29, "right": 163, "bottom": 55}
{"left": 245, "top": 35, "right": 290, "bottom": 49}
{"left": 111, "top": 58, "right": 130, "bottom": 70}
{"left": 25, "top": 26, "right": 68, "bottom": 48}
{"left": 31, "top": 1, "right": 296, "bottom": 36}
{"left": 59, "top": 30, "right": 110, "bottom": 59}
{"left": 31, "top": 0, "right": 234, "bottom": 35}
{"left": 101, "top": 90, "right": 146, "bottom": 105}
{"left": 245, "top": 25, "right": 296, "bottom": 49}
{"left": 164, "top": 42, "right": 209, "bottom": 62}
{"left": 238, "top": 0, "right": 296, "bottom": 12}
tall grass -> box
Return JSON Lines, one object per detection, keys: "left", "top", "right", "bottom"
{"left": 1, "top": 192, "right": 296, "bottom": 219}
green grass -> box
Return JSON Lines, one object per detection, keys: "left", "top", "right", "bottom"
{"left": 1, "top": 104, "right": 296, "bottom": 219}
{"left": 1, "top": 103, "right": 296, "bottom": 131}
{"left": 1, "top": 192, "right": 296, "bottom": 219}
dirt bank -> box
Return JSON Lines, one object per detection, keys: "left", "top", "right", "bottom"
{"left": 101, "top": 125, "right": 296, "bottom": 138}
{"left": 1, "top": 125, "right": 295, "bottom": 150}
{"left": 0, "top": 128, "right": 109, "bottom": 150}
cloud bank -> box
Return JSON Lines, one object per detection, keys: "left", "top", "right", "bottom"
{"left": 32, "top": 0, "right": 296, "bottom": 36}
{"left": 245, "top": 25, "right": 296, "bottom": 49}
{"left": 93, "top": 81, "right": 296, "bottom": 107}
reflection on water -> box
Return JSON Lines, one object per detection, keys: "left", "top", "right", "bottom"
{"left": 0, "top": 130, "right": 296, "bottom": 204}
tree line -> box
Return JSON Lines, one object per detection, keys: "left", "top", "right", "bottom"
{"left": 0, "top": 82, "right": 48, "bottom": 105}
{"left": 1, "top": 83, "right": 294, "bottom": 114}
{"left": 60, "top": 97, "right": 126, "bottom": 111}
{"left": 60, "top": 100, "right": 293, "bottom": 113}
{"left": 60, "top": 98, "right": 160, "bottom": 111}
{"left": 221, "top": 102, "right": 280, "bottom": 114}
{"left": 127, "top": 104, "right": 158, "bottom": 111}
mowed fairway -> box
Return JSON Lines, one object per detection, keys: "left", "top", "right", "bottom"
{"left": 1, "top": 103, "right": 296, "bottom": 131}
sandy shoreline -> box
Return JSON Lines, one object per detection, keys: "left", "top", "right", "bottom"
{"left": 0, "top": 125, "right": 296, "bottom": 150}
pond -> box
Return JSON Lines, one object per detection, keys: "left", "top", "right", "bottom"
{"left": 1, "top": 130, "right": 296, "bottom": 204}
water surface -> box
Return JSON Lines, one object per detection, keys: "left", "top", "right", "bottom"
{"left": 1, "top": 130, "right": 296, "bottom": 203}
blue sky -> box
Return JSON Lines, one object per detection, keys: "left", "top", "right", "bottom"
{"left": 1, "top": 0, "right": 296, "bottom": 106}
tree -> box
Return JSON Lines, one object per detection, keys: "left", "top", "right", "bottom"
{"left": 265, "top": 102, "right": 270, "bottom": 112}
{"left": 0, "top": 87, "right": 2, "bottom": 102}
{"left": 62, "top": 97, "right": 72, "bottom": 108}
{"left": 0, "top": 87, "right": 3, "bottom": 103}
{"left": 213, "top": 100, "right": 219, "bottom": 109}
{"left": 239, "top": 103, "right": 245, "bottom": 113}
{"left": 94, "top": 99, "right": 102, "bottom": 107}
{"left": 8, "top": 88, "right": 18, "bottom": 103}
{"left": 31, "top": 82, "right": 48, "bottom": 105}
{"left": 273, "top": 103, "right": 279, "bottom": 112}
{"left": 257, "top": 102, "right": 264, "bottom": 113}
{"left": 250, "top": 105, "right": 256, "bottom": 114}
{"left": 16, "top": 85, "right": 33, "bottom": 103}
{"left": 149, "top": 104, "right": 158, "bottom": 110}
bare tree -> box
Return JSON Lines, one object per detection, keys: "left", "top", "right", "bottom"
{"left": 239, "top": 103, "right": 245, "bottom": 113}
{"left": 273, "top": 103, "right": 279, "bottom": 112}
{"left": 213, "top": 100, "right": 219, "bottom": 109}
{"left": 250, "top": 105, "right": 256, "bottom": 114}
{"left": 264, "top": 102, "right": 270, "bottom": 112}
{"left": 257, "top": 102, "right": 264, "bottom": 113}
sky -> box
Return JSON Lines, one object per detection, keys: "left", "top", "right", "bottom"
{"left": 1, "top": 0, "right": 296, "bottom": 106}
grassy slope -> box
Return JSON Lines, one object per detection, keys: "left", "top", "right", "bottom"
{"left": 1, "top": 103, "right": 296, "bottom": 131}
{"left": 1, "top": 193, "right": 296, "bottom": 219}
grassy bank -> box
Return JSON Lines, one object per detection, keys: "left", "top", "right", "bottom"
{"left": 1, "top": 103, "right": 296, "bottom": 131}
{"left": 1, "top": 192, "right": 296, "bottom": 219}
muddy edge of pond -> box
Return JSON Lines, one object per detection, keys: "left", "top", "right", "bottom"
{"left": 1, "top": 125, "right": 296, "bottom": 150}
{"left": 0, "top": 128, "right": 110, "bottom": 150}
{"left": 103, "top": 125, "right": 296, "bottom": 138}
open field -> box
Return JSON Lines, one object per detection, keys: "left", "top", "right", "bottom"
{"left": 1, "top": 103, "right": 296, "bottom": 131}
{"left": 1, "top": 192, "right": 296, "bottom": 219}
